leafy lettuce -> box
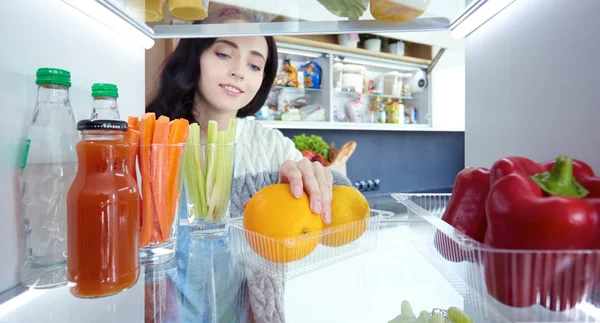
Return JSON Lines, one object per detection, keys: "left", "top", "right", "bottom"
{"left": 292, "top": 134, "right": 330, "bottom": 161}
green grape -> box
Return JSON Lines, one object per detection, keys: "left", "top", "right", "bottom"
{"left": 430, "top": 313, "right": 448, "bottom": 323}
{"left": 389, "top": 313, "right": 417, "bottom": 323}
{"left": 401, "top": 300, "right": 416, "bottom": 318}
{"left": 416, "top": 311, "right": 431, "bottom": 323}
{"left": 447, "top": 307, "right": 473, "bottom": 323}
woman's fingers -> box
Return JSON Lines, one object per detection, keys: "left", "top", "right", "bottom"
{"left": 279, "top": 160, "right": 303, "bottom": 198}
{"left": 296, "top": 159, "right": 322, "bottom": 215}
{"left": 279, "top": 159, "right": 334, "bottom": 224}
{"left": 314, "top": 163, "right": 333, "bottom": 224}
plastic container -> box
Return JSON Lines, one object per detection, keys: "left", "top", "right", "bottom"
{"left": 381, "top": 72, "right": 403, "bottom": 97}
{"left": 364, "top": 38, "right": 382, "bottom": 52}
{"left": 333, "top": 63, "right": 344, "bottom": 91}
{"left": 342, "top": 64, "right": 366, "bottom": 93}
{"left": 370, "top": 0, "right": 430, "bottom": 23}
{"left": 338, "top": 34, "right": 359, "bottom": 48}
{"left": 230, "top": 210, "right": 390, "bottom": 280}
{"left": 393, "top": 193, "right": 600, "bottom": 323}
{"left": 169, "top": 0, "right": 209, "bottom": 21}
{"left": 388, "top": 41, "right": 405, "bottom": 56}
{"left": 144, "top": 0, "right": 166, "bottom": 22}
{"left": 67, "top": 119, "right": 140, "bottom": 298}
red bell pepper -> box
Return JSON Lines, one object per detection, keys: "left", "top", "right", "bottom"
{"left": 489, "top": 156, "right": 545, "bottom": 185}
{"left": 542, "top": 158, "right": 600, "bottom": 248}
{"left": 434, "top": 167, "right": 489, "bottom": 263}
{"left": 541, "top": 158, "right": 595, "bottom": 184}
{"left": 484, "top": 156, "right": 600, "bottom": 310}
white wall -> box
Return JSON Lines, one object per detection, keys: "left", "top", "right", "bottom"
{"left": 431, "top": 47, "right": 465, "bottom": 131}
{"left": 465, "top": 0, "right": 600, "bottom": 170}
{"left": 0, "top": 0, "right": 145, "bottom": 293}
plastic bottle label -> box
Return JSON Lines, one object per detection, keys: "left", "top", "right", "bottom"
{"left": 20, "top": 140, "right": 31, "bottom": 169}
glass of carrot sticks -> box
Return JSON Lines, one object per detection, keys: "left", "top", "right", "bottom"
{"left": 184, "top": 119, "right": 237, "bottom": 238}
{"left": 127, "top": 113, "right": 189, "bottom": 263}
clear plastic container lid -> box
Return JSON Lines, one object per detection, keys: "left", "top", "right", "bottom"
{"left": 343, "top": 64, "right": 367, "bottom": 73}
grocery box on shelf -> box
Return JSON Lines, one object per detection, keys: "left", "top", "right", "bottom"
{"left": 230, "top": 209, "right": 392, "bottom": 280}
{"left": 393, "top": 193, "right": 600, "bottom": 323}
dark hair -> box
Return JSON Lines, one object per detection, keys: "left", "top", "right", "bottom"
{"left": 146, "top": 36, "right": 278, "bottom": 121}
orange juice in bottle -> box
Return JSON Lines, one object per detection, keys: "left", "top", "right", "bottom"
{"left": 370, "top": 0, "right": 429, "bottom": 23}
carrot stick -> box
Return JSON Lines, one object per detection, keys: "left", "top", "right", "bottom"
{"left": 139, "top": 113, "right": 156, "bottom": 247}
{"left": 128, "top": 116, "right": 140, "bottom": 131}
{"left": 151, "top": 215, "right": 162, "bottom": 244}
{"left": 180, "top": 119, "right": 190, "bottom": 143}
{"left": 125, "top": 129, "right": 140, "bottom": 184}
{"left": 151, "top": 116, "right": 170, "bottom": 243}
{"left": 163, "top": 120, "right": 184, "bottom": 241}
{"left": 124, "top": 128, "right": 142, "bottom": 230}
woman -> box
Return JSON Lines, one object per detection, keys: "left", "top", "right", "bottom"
{"left": 146, "top": 24, "right": 351, "bottom": 224}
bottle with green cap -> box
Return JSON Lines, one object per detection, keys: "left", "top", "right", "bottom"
{"left": 90, "top": 83, "right": 121, "bottom": 120}
{"left": 20, "top": 68, "right": 79, "bottom": 289}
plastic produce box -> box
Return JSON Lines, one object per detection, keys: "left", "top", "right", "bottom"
{"left": 393, "top": 193, "right": 600, "bottom": 323}
{"left": 230, "top": 209, "right": 392, "bottom": 280}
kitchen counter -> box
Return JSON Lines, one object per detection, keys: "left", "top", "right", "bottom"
{"left": 0, "top": 222, "right": 474, "bottom": 323}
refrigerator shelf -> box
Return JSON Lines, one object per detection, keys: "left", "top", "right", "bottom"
{"left": 393, "top": 193, "right": 600, "bottom": 323}
{"left": 95, "top": 0, "right": 453, "bottom": 39}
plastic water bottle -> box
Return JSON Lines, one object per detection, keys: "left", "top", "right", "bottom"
{"left": 20, "top": 68, "right": 79, "bottom": 288}
{"left": 89, "top": 83, "right": 120, "bottom": 120}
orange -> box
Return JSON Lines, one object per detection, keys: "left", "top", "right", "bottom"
{"left": 321, "top": 186, "right": 370, "bottom": 247}
{"left": 243, "top": 184, "right": 324, "bottom": 263}
{"left": 370, "top": 0, "right": 426, "bottom": 23}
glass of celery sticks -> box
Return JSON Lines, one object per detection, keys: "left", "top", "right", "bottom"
{"left": 183, "top": 119, "right": 237, "bottom": 238}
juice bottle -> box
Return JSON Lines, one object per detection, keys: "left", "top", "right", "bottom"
{"left": 20, "top": 68, "right": 78, "bottom": 289}
{"left": 370, "top": 0, "right": 429, "bottom": 23}
{"left": 90, "top": 83, "right": 120, "bottom": 120}
{"left": 67, "top": 119, "right": 140, "bottom": 298}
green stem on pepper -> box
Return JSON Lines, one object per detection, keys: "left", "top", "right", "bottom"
{"left": 530, "top": 156, "right": 590, "bottom": 198}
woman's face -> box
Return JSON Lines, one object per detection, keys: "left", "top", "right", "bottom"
{"left": 198, "top": 35, "right": 268, "bottom": 113}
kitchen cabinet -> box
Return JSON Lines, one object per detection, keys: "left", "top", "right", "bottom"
{"left": 146, "top": 35, "right": 457, "bottom": 131}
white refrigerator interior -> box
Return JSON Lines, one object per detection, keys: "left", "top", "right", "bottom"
{"left": 0, "top": 0, "right": 145, "bottom": 294}
{"left": 465, "top": 0, "right": 600, "bottom": 170}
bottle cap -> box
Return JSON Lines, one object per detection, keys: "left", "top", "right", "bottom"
{"left": 77, "top": 119, "right": 127, "bottom": 131}
{"left": 92, "top": 83, "right": 119, "bottom": 98}
{"left": 36, "top": 68, "right": 71, "bottom": 87}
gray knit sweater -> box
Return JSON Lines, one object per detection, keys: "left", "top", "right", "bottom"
{"left": 229, "top": 118, "right": 351, "bottom": 323}
{"left": 229, "top": 118, "right": 351, "bottom": 219}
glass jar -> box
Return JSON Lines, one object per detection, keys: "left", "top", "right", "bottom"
{"left": 379, "top": 99, "right": 392, "bottom": 123}
{"left": 387, "top": 99, "right": 402, "bottom": 124}
{"left": 367, "top": 96, "right": 382, "bottom": 123}
{"left": 67, "top": 119, "right": 140, "bottom": 298}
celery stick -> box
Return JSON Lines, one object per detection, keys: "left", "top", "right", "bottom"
{"left": 192, "top": 124, "right": 207, "bottom": 216}
{"left": 212, "top": 120, "right": 237, "bottom": 221}
{"left": 227, "top": 118, "right": 238, "bottom": 144}
{"left": 204, "top": 121, "right": 219, "bottom": 221}
{"left": 184, "top": 124, "right": 207, "bottom": 219}
{"left": 208, "top": 131, "right": 227, "bottom": 221}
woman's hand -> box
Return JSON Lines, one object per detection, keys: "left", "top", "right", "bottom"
{"left": 279, "top": 159, "right": 333, "bottom": 224}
